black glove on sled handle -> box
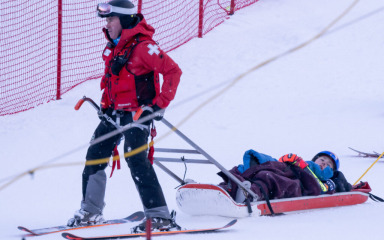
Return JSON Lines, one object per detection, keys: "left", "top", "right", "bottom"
{"left": 75, "top": 96, "right": 120, "bottom": 129}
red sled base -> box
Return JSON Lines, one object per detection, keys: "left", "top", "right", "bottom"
{"left": 176, "top": 183, "right": 369, "bottom": 217}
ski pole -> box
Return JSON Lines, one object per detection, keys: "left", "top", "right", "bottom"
{"left": 354, "top": 151, "right": 384, "bottom": 185}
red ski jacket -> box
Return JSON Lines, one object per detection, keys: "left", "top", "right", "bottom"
{"left": 100, "top": 15, "right": 182, "bottom": 111}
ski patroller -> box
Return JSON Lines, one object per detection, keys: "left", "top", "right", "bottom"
{"left": 18, "top": 211, "right": 144, "bottom": 236}
{"left": 61, "top": 219, "right": 237, "bottom": 240}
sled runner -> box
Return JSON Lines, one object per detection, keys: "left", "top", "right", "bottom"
{"left": 176, "top": 183, "right": 370, "bottom": 217}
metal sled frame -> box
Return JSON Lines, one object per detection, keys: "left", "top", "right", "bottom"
{"left": 73, "top": 96, "right": 257, "bottom": 199}
{"left": 155, "top": 118, "right": 259, "bottom": 200}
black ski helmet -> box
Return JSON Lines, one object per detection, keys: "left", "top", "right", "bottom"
{"left": 97, "top": 0, "right": 138, "bottom": 29}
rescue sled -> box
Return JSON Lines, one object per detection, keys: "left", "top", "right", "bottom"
{"left": 145, "top": 118, "right": 373, "bottom": 217}
{"left": 149, "top": 119, "right": 377, "bottom": 217}
{"left": 176, "top": 183, "right": 370, "bottom": 217}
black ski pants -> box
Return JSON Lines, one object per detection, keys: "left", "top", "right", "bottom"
{"left": 81, "top": 108, "right": 170, "bottom": 219}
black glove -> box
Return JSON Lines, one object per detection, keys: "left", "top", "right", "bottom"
{"left": 324, "top": 179, "right": 336, "bottom": 194}
{"left": 139, "top": 106, "right": 154, "bottom": 125}
{"left": 152, "top": 104, "right": 165, "bottom": 121}
{"left": 138, "top": 105, "right": 165, "bottom": 125}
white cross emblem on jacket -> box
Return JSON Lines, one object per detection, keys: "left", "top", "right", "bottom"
{"left": 148, "top": 44, "right": 160, "bottom": 55}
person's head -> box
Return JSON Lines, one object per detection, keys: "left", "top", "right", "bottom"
{"left": 312, "top": 151, "right": 340, "bottom": 171}
{"left": 97, "top": 0, "right": 138, "bottom": 38}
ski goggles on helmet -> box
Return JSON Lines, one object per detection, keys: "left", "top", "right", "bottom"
{"left": 97, "top": 3, "right": 136, "bottom": 17}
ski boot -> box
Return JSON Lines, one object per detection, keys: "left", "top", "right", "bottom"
{"left": 131, "top": 210, "right": 181, "bottom": 233}
{"left": 67, "top": 209, "right": 105, "bottom": 227}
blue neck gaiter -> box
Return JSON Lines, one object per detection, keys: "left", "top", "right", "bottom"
{"left": 113, "top": 36, "right": 121, "bottom": 46}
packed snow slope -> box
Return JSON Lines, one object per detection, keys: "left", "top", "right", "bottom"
{"left": 1, "top": 0, "right": 383, "bottom": 239}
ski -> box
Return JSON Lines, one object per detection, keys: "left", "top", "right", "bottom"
{"left": 349, "top": 147, "right": 383, "bottom": 158}
{"left": 18, "top": 211, "right": 144, "bottom": 237}
{"left": 62, "top": 219, "right": 237, "bottom": 240}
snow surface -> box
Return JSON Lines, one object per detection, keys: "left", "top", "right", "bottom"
{"left": 1, "top": 0, "right": 384, "bottom": 239}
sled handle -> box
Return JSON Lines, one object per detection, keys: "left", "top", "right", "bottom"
{"left": 74, "top": 96, "right": 100, "bottom": 111}
{"left": 74, "top": 98, "right": 85, "bottom": 110}
{"left": 133, "top": 108, "right": 143, "bottom": 121}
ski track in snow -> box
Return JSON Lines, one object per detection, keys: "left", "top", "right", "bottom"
{"left": 1, "top": 0, "right": 384, "bottom": 239}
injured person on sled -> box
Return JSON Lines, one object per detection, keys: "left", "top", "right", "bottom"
{"left": 176, "top": 149, "right": 373, "bottom": 217}
{"left": 217, "top": 150, "right": 353, "bottom": 203}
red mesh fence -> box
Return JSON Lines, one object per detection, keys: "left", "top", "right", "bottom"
{"left": 0, "top": 0, "right": 259, "bottom": 116}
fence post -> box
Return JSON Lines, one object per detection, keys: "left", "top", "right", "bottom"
{"left": 229, "top": 0, "right": 235, "bottom": 15}
{"left": 198, "top": 0, "right": 204, "bottom": 38}
{"left": 137, "top": 0, "right": 142, "bottom": 14}
{"left": 56, "top": 0, "right": 63, "bottom": 100}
